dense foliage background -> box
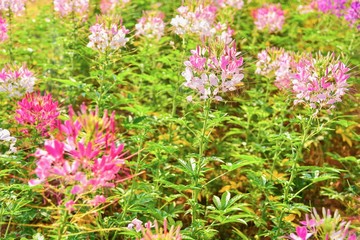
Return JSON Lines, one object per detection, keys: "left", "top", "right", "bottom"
{"left": 0, "top": 0, "right": 359, "bottom": 239}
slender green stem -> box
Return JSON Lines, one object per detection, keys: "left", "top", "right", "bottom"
{"left": 192, "top": 99, "right": 211, "bottom": 225}
{"left": 7, "top": 11, "right": 14, "bottom": 62}
{"left": 58, "top": 210, "right": 69, "bottom": 240}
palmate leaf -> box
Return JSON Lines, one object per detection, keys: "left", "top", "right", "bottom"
{"left": 221, "top": 155, "right": 263, "bottom": 172}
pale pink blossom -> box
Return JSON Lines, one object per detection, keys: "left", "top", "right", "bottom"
{"left": 252, "top": 4, "right": 285, "bottom": 33}
{"left": 255, "top": 47, "right": 294, "bottom": 90}
{"left": 215, "top": 0, "right": 244, "bottom": 9}
{"left": 53, "top": 0, "right": 89, "bottom": 18}
{"left": 15, "top": 92, "right": 60, "bottom": 136}
{"left": 0, "top": 64, "right": 36, "bottom": 97}
{"left": 100, "top": 0, "right": 130, "bottom": 14}
{"left": 170, "top": 4, "right": 218, "bottom": 39}
{"left": 0, "top": 0, "right": 25, "bottom": 15}
{"left": 0, "top": 17, "right": 8, "bottom": 42}
{"left": 0, "top": 128, "right": 16, "bottom": 153}
{"left": 87, "top": 18, "right": 129, "bottom": 53}
{"left": 135, "top": 11, "right": 165, "bottom": 40}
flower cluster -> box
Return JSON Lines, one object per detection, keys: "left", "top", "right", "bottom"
{"left": 15, "top": 92, "right": 60, "bottom": 136}
{"left": 0, "top": 0, "right": 25, "bottom": 15}
{"left": 344, "top": 1, "right": 360, "bottom": 30}
{"left": 291, "top": 53, "right": 350, "bottom": 114}
{"left": 289, "top": 208, "right": 357, "bottom": 240}
{"left": 215, "top": 0, "right": 244, "bottom": 10}
{"left": 135, "top": 11, "right": 165, "bottom": 40}
{"left": 53, "top": 0, "right": 89, "bottom": 18}
{"left": 87, "top": 17, "right": 129, "bottom": 53}
{"left": 182, "top": 41, "right": 244, "bottom": 101}
{"left": 0, "top": 16, "right": 8, "bottom": 42}
{"left": 0, "top": 128, "right": 16, "bottom": 153}
{"left": 128, "top": 218, "right": 182, "bottom": 240}
{"left": 316, "top": 0, "right": 347, "bottom": 17}
{"left": 0, "top": 65, "right": 36, "bottom": 97}
{"left": 100, "top": 0, "right": 130, "bottom": 14}
{"left": 252, "top": 4, "right": 285, "bottom": 33}
{"left": 29, "top": 104, "right": 129, "bottom": 210}
{"left": 255, "top": 47, "right": 294, "bottom": 90}
{"left": 171, "top": 4, "right": 228, "bottom": 40}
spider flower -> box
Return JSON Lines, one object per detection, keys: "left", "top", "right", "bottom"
{"left": 0, "top": 17, "right": 8, "bottom": 42}
{"left": 252, "top": 4, "right": 285, "bottom": 33}
{"left": 128, "top": 218, "right": 182, "bottom": 240}
{"left": 135, "top": 11, "right": 165, "bottom": 40}
{"left": 29, "top": 104, "right": 130, "bottom": 210}
{"left": 87, "top": 17, "right": 129, "bottom": 53}
{"left": 0, "top": 128, "right": 16, "bottom": 153}
{"left": 170, "top": 4, "right": 218, "bottom": 39}
{"left": 344, "top": 1, "right": 360, "bottom": 30}
{"left": 53, "top": 0, "right": 89, "bottom": 18}
{"left": 255, "top": 47, "right": 294, "bottom": 90}
{"left": 289, "top": 208, "right": 358, "bottom": 240}
{"left": 215, "top": 0, "right": 244, "bottom": 10}
{"left": 15, "top": 92, "right": 60, "bottom": 136}
{"left": 0, "top": 0, "right": 25, "bottom": 15}
{"left": 0, "top": 64, "right": 36, "bottom": 97}
{"left": 182, "top": 41, "right": 244, "bottom": 101}
{"left": 100, "top": 0, "right": 130, "bottom": 14}
{"left": 316, "top": 0, "right": 347, "bottom": 17}
{"left": 291, "top": 53, "right": 350, "bottom": 114}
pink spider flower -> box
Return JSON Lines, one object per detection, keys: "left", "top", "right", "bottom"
{"left": 128, "top": 218, "right": 182, "bottom": 240}
{"left": 15, "top": 92, "right": 60, "bottom": 136}
{"left": 255, "top": 47, "right": 294, "bottom": 90}
{"left": 135, "top": 11, "right": 165, "bottom": 40}
{"left": 252, "top": 4, "right": 285, "bottom": 33}
{"left": 29, "top": 104, "right": 130, "bottom": 210}
{"left": 53, "top": 0, "right": 89, "bottom": 18}
{"left": 292, "top": 208, "right": 358, "bottom": 240}
{"left": 182, "top": 41, "right": 244, "bottom": 101}
{"left": 87, "top": 17, "right": 129, "bottom": 53}
{"left": 170, "top": 4, "right": 218, "bottom": 39}
{"left": 316, "top": 0, "right": 347, "bottom": 17}
{"left": 0, "top": 17, "right": 8, "bottom": 42}
{"left": 0, "top": 64, "right": 36, "bottom": 97}
{"left": 344, "top": 1, "right": 360, "bottom": 30}
{"left": 291, "top": 53, "right": 350, "bottom": 114}
{"left": 100, "top": 0, "right": 130, "bottom": 14}
{"left": 215, "top": 0, "right": 244, "bottom": 10}
{"left": 0, "top": 0, "right": 25, "bottom": 15}
{"left": 289, "top": 226, "right": 313, "bottom": 240}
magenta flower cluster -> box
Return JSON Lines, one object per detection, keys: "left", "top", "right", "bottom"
{"left": 316, "top": 0, "right": 347, "bottom": 17}
{"left": 53, "top": 0, "right": 89, "bottom": 18}
{"left": 15, "top": 92, "right": 60, "bottom": 136}
{"left": 0, "top": 16, "right": 8, "bottom": 42}
{"left": 29, "top": 104, "right": 129, "bottom": 210}
{"left": 182, "top": 42, "right": 244, "bottom": 101}
{"left": 252, "top": 4, "right": 285, "bottom": 33}
{"left": 0, "top": 0, "right": 25, "bottom": 15}
{"left": 87, "top": 18, "right": 129, "bottom": 53}
{"left": 170, "top": 4, "right": 234, "bottom": 42}
{"left": 135, "top": 11, "right": 165, "bottom": 40}
{"left": 255, "top": 47, "right": 294, "bottom": 90}
{"left": 345, "top": 1, "right": 360, "bottom": 30}
{"left": 289, "top": 208, "right": 357, "bottom": 240}
{"left": 0, "top": 65, "right": 36, "bottom": 97}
